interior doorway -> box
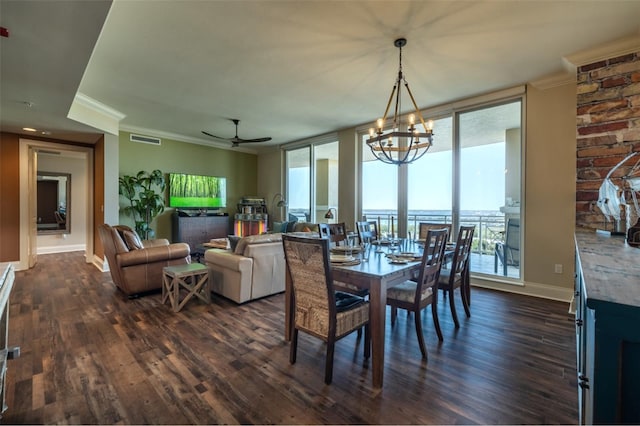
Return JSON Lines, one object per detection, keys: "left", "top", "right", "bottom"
{"left": 18, "top": 139, "right": 94, "bottom": 270}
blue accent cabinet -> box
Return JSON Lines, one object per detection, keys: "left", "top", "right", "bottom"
{"left": 575, "top": 229, "right": 640, "bottom": 424}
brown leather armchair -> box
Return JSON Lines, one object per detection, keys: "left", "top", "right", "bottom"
{"left": 98, "top": 224, "right": 191, "bottom": 297}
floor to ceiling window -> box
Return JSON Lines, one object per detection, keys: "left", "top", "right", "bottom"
{"left": 361, "top": 143, "right": 398, "bottom": 237}
{"left": 459, "top": 100, "right": 522, "bottom": 279}
{"left": 407, "top": 116, "right": 453, "bottom": 238}
{"left": 360, "top": 95, "right": 523, "bottom": 281}
{"left": 285, "top": 139, "right": 339, "bottom": 224}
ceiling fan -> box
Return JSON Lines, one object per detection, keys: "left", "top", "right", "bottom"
{"left": 202, "top": 119, "right": 272, "bottom": 147}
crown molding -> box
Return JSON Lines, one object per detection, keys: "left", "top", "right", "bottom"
{"left": 565, "top": 33, "right": 640, "bottom": 67}
{"left": 530, "top": 70, "right": 575, "bottom": 90}
{"left": 119, "top": 124, "right": 258, "bottom": 154}
{"left": 73, "top": 93, "right": 126, "bottom": 121}
{"left": 68, "top": 92, "right": 126, "bottom": 135}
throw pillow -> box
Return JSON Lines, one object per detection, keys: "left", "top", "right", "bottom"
{"left": 228, "top": 235, "right": 241, "bottom": 252}
{"left": 122, "top": 230, "right": 144, "bottom": 250}
{"left": 280, "top": 221, "right": 289, "bottom": 233}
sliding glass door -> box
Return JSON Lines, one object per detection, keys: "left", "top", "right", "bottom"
{"left": 286, "top": 147, "right": 311, "bottom": 222}
{"left": 458, "top": 100, "right": 522, "bottom": 279}
{"left": 285, "top": 140, "right": 339, "bottom": 224}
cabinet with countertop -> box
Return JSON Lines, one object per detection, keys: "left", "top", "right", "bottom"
{"left": 574, "top": 229, "right": 640, "bottom": 424}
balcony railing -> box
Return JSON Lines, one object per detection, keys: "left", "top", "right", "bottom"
{"left": 287, "top": 209, "right": 510, "bottom": 257}
{"left": 364, "top": 211, "right": 507, "bottom": 256}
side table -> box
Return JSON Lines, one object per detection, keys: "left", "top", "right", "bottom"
{"left": 162, "top": 263, "right": 211, "bottom": 312}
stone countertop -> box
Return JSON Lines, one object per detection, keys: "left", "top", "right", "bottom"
{"left": 575, "top": 228, "right": 640, "bottom": 309}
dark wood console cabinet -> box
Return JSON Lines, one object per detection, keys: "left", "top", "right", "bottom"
{"left": 172, "top": 213, "right": 230, "bottom": 252}
{"left": 575, "top": 229, "right": 640, "bottom": 424}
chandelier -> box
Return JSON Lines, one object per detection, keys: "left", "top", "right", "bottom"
{"left": 367, "top": 38, "right": 434, "bottom": 165}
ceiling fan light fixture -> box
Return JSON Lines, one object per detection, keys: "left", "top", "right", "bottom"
{"left": 366, "top": 38, "right": 434, "bottom": 166}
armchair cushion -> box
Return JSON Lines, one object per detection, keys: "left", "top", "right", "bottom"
{"left": 117, "top": 243, "right": 190, "bottom": 267}
{"left": 122, "top": 230, "right": 144, "bottom": 250}
{"left": 291, "top": 222, "right": 319, "bottom": 233}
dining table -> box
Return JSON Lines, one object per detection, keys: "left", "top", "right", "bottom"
{"left": 284, "top": 241, "right": 426, "bottom": 389}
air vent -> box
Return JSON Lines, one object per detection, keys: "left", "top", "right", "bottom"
{"left": 130, "top": 134, "right": 161, "bottom": 145}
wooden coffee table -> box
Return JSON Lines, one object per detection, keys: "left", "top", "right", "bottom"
{"left": 162, "top": 263, "right": 211, "bottom": 312}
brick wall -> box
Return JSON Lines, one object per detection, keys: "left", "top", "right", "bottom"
{"left": 576, "top": 52, "right": 640, "bottom": 230}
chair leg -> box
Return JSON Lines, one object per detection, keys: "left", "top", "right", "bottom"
{"left": 357, "top": 327, "right": 363, "bottom": 339}
{"left": 431, "top": 302, "right": 443, "bottom": 342}
{"left": 290, "top": 329, "right": 298, "bottom": 364}
{"left": 461, "top": 276, "right": 471, "bottom": 318}
{"left": 503, "top": 258, "right": 508, "bottom": 276}
{"left": 465, "top": 267, "right": 471, "bottom": 307}
{"left": 364, "top": 323, "right": 371, "bottom": 360}
{"left": 325, "top": 340, "right": 335, "bottom": 385}
{"left": 391, "top": 306, "right": 398, "bottom": 326}
{"left": 448, "top": 286, "right": 460, "bottom": 328}
{"left": 494, "top": 253, "right": 499, "bottom": 273}
{"left": 414, "top": 309, "right": 428, "bottom": 359}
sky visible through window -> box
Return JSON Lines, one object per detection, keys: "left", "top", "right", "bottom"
{"left": 289, "top": 142, "right": 506, "bottom": 212}
{"left": 363, "top": 142, "right": 506, "bottom": 212}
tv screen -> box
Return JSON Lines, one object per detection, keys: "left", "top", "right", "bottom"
{"left": 168, "top": 173, "right": 226, "bottom": 209}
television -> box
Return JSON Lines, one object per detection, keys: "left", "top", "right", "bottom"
{"left": 168, "top": 173, "right": 227, "bottom": 209}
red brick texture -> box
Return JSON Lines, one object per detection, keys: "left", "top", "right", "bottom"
{"left": 577, "top": 52, "right": 640, "bottom": 230}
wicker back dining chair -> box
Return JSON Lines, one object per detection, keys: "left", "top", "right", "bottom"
{"left": 282, "top": 234, "right": 370, "bottom": 384}
{"left": 438, "top": 225, "right": 475, "bottom": 328}
{"left": 386, "top": 228, "right": 448, "bottom": 359}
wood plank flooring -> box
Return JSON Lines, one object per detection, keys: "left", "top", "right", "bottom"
{"left": 3, "top": 252, "right": 578, "bottom": 424}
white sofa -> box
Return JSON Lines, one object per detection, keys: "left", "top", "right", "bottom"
{"left": 204, "top": 233, "right": 286, "bottom": 303}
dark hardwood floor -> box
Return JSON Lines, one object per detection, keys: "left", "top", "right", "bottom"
{"left": 3, "top": 252, "right": 578, "bottom": 424}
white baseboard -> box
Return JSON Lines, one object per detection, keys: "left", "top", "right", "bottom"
{"left": 37, "top": 244, "right": 86, "bottom": 255}
{"left": 471, "top": 276, "right": 574, "bottom": 304}
{"left": 92, "top": 254, "right": 109, "bottom": 272}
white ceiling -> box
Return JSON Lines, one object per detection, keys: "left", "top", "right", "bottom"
{"left": 2, "top": 0, "right": 640, "bottom": 150}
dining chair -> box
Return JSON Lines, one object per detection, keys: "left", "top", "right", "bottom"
{"left": 418, "top": 222, "right": 452, "bottom": 241}
{"left": 386, "top": 228, "right": 448, "bottom": 359}
{"left": 282, "top": 234, "right": 370, "bottom": 384}
{"left": 438, "top": 225, "right": 475, "bottom": 328}
{"left": 318, "top": 222, "right": 348, "bottom": 247}
{"left": 494, "top": 218, "right": 520, "bottom": 276}
{"left": 355, "top": 220, "right": 378, "bottom": 245}
{"left": 320, "top": 222, "right": 368, "bottom": 299}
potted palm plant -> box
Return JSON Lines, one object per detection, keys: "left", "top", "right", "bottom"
{"left": 119, "top": 169, "right": 166, "bottom": 239}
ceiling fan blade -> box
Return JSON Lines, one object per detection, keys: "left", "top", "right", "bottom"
{"left": 235, "top": 137, "right": 272, "bottom": 143}
{"left": 202, "top": 130, "right": 228, "bottom": 140}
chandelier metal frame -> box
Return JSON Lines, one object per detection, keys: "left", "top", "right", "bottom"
{"left": 366, "top": 38, "right": 434, "bottom": 165}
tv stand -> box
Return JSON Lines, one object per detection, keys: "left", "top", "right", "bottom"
{"left": 172, "top": 212, "right": 230, "bottom": 253}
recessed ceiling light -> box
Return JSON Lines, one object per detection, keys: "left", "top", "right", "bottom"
{"left": 23, "top": 127, "right": 37, "bottom": 132}
{"left": 41, "top": 131, "right": 51, "bottom": 135}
